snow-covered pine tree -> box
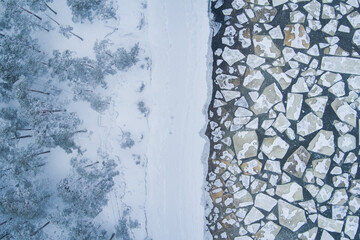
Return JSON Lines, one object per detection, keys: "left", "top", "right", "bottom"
{"left": 94, "top": 40, "right": 140, "bottom": 72}
{"left": 55, "top": 154, "right": 118, "bottom": 239}
{"left": 57, "top": 155, "right": 118, "bottom": 218}
{"left": 0, "top": 141, "right": 51, "bottom": 239}
{"left": 0, "top": 218, "right": 49, "bottom": 239}
{"left": 0, "top": 31, "right": 47, "bottom": 100}
{"left": 0, "top": 0, "right": 53, "bottom": 32}
{"left": 72, "top": 84, "right": 110, "bottom": 113}
{"left": 13, "top": 78, "right": 82, "bottom": 153}
{"left": 66, "top": 0, "right": 117, "bottom": 23}
{"left": 49, "top": 50, "right": 107, "bottom": 88}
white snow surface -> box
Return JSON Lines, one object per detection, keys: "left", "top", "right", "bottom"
{"left": 146, "top": 0, "right": 211, "bottom": 240}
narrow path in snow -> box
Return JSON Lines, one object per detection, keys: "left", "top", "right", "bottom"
{"left": 146, "top": 1, "right": 210, "bottom": 239}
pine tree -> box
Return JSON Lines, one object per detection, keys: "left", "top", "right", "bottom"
{"left": 0, "top": 0, "right": 53, "bottom": 33}
{"left": 24, "top": 0, "right": 55, "bottom": 13}
{"left": 112, "top": 43, "right": 139, "bottom": 71}
{"left": 0, "top": 178, "right": 50, "bottom": 219}
{"left": 0, "top": 218, "right": 49, "bottom": 240}
{"left": 13, "top": 78, "right": 82, "bottom": 153}
{"left": 72, "top": 84, "right": 110, "bottom": 112}
{"left": 58, "top": 155, "right": 118, "bottom": 218}
{"left": 0, "top": 143, "right": 50, "bottom": 238}
{"left": 0, "top": 32, "right": 47, "bottom": 100}
{"left": 93, "top": 40, "right": 140, "bottom": 72}
{"left": 49, "top": 50, "right": 107, "bottom": 88}
{"left": 66, "top": 0, "right": 117, "bottom": 23}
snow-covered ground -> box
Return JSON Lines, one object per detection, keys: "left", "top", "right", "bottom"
{"left": 11, "top": 0, "right": 211, "bottom": 238}
{"left": 146, "top": 1, "right": 211, "bottom": 239}
{"left": 38, "top": 1, "right": 152, "bottom": 238}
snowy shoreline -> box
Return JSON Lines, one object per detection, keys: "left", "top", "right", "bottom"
{"left": 146, "top": 0, "right": 211, "bottom": 239}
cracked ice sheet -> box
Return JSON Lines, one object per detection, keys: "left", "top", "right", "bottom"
{"left": 147, "top": 0, "right": 210, "bottom": 240}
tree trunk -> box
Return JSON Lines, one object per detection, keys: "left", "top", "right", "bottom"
{"left": 46, "top": 14, "right": 60, "bottom": 25}
{"left": 17, "top": 135, "right": 32, "bottom": 139}
{"left": 10, "top": 135, "right": 32, "bottom": 140}
{"left": 109, "top": 233, "right": 115, "bottom": 240}
{"left": 44, "top": 2, "right": 57, "bottom": 15}
{"left": 0, "top": 233, "right": 9, "bottom": 239}
{"left": 28, "top": 89, "right": 50, "bottom": 95}
{"left": 73, "top": 129, "right": 88, "bottom": 134}
{"left": 70, "top": 31, "right": 84, "bottom": 41}
{"left": 0, "top": 218, "right": 11, "bottom": 226}
{"left": 34, "top": 162, "right": 47, "bottom": 168}
{"left": 20, "top": 7, "right": 42, "bottom": 20}
{"left": 35, "top": 23, "right": 50, "bottom": 32}
{"left": 30, "top": 221, "right": 50, "bottom": 236}
{"left": 41, "top": 109, "right": 66, "bottom": 114}
{"left": 83, "top": 63, "right": 95, "bottom": 69}
{"left": 46, "top": 15, "right": 84, "bottom": 41}
{"left": 29, "top": 150, "right": 51, "bottom": 158}
{"left": 84, "top": 161, "right": 99, "bottom": 168}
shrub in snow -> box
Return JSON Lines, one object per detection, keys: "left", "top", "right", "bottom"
{"left": 137, "top": 101, "right": 149, "bottom": 117}
{"left": 120, "top": 131, "right": 135, "bottom": 149}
